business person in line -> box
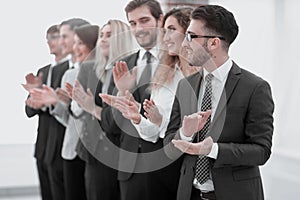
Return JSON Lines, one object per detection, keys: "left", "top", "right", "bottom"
{"left": 164, "top": 5, "right": 274, "bottom": 200}
{"left": 71, "top": 19, "right": 137, "bottom": 200}
{"left": 97, "top": 0, "right": 166, "bottom": 199}
{"left": 24, "top": 24, "right": 69, "bottom": 200}
{"left": 100, "top": 7, "right": 201, "bottom": 200}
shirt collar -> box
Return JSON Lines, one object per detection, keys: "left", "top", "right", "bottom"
{"left": 139, "top": 46, "right": 159, "bottom": 61}
{"left": 203, "top": 58, "right": 233, "bottom": 82}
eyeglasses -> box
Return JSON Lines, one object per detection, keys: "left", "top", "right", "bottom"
{"left": 185, "top": 32, "right": 225, "bottom": 42}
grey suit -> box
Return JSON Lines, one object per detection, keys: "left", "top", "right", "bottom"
{"left": 164, "top": 62, "right": 274, "bottom": 200}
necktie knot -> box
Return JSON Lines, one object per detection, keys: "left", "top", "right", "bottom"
{"left": 144, "top": 51, "right": 152, "bottom": 64}
{"left": 205, "top": 73, "right": 213, "bottom": 82}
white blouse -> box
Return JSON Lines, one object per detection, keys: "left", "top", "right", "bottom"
{"left": 132, "top": 68, "right": 184, "bottom": 143}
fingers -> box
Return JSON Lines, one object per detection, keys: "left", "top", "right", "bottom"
{"left": 131, "top": 66, "right": 137, "bottom": 79}
{"left": 86, "top": 88, "right": 93, "bottom": 97}
{"left": 99, "top": 93, "right": 114, "bottom": 106}
{"left": 172, "top": 140, "right": 200, "bottom": 155}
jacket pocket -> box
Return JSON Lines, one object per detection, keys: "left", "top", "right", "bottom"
{"left": 233, "top": 166, "right": 260, "bottom": 181}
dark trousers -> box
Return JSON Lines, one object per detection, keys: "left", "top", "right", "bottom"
{"left": 36, "top": 159, "right": 53, "bottom": 200}
{"left": 48, "top": 156, "right": 65, "bottom": 200}
{"left": 63, "top": 156, "right": 86, "bottom": 200}
{"left": 147, "top": 159, "right": 182, "bottom": 200}
{"left": 120, "top": 173, "right": 147, "bottom": 200}
{"left": 85, "top": 160, "right": 120, "bottom": 200}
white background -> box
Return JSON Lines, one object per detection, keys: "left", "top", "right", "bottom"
{"left": 0, "top": 0, "right": 299, "bottom": 199}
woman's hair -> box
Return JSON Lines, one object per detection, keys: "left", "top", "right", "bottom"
{"left": 151, "top": 7, "right": 193, "bottom": 90}
{"left": 74, "top": 25, "right": 99, "bottom": 51}
{"left": 95, "top": 19, "right": 138, "bottom": 82}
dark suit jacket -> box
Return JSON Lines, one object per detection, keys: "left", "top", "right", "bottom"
{"left": 164, "top": 62, "right": 274, "bottom": 200}
{"left": 26, "top": 61, "right": 69, "bottom": 163}
{"left": 97, "top": 52, "right": 175, "bottom": 181}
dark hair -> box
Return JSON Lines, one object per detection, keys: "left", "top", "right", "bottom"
{"left": 162, "top": 7, "right": 193, "bottom": 32}
{"left": 46, "top": 24, "right": 59, "bottom": 35}
{"left": 191, "top": 5, "right": 239, "bottom": 49}
{"left": 74, "top": 25, "right": 99, "bottom": 51}
{"left": 60, "top": 18, "right": 90, "bottom": 31}
{"left": 125, "top": 0, "right": 162, "bottom": 20}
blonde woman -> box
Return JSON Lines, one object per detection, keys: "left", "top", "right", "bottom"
{"left": 70, "top": 19, "right": 137, "bottom": 200}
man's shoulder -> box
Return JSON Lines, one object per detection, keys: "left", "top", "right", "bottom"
{"left": 121, "top": 51, "right": 139, "bottom": 64}
{"left": 39, "top": 64, "right": 51, "bottom": 72}
{"left": 235, "top": 62, "right": 268, "bottom": 85}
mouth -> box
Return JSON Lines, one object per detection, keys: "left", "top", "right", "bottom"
{"left": 136, "top": 31, "right": 148, "bottom": 39}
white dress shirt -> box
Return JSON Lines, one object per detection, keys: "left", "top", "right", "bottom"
{"left": 179, "top": 58, "right": 233, "bottom": 192}
{"left": 50, "top": 63, "right": 81, "bottom": 160}
{"left": 132, "top": 68, "right": 184, "bottom": 142}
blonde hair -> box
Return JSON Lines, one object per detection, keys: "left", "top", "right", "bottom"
{"left": 95, "top": 19, "right": 138, "bottom": 82}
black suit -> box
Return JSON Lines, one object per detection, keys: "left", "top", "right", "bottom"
{"left": 97, "top": 51, "right": 182, "bottom": 200}
{"left": 75, "top": 61, "right": 120, "bottom": 200}
{"left": 25, "top": 61, "right": 69, "bottom": 200}
{"left": 164, "top": 62, "right": 274, "bottom": 200}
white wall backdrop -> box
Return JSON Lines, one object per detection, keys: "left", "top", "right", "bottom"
{"left": 0, "top": 0, "right": 299, "bottom": 199}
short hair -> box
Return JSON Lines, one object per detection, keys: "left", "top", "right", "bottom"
{"left": 60, "top": 18, "right": 90, "bottom": 31}
{"left": 191, "top": 5, "right": 239, "bottom": 49}
{"left": 162, "top": 7, "right": 193, "bottom": 32}
{"left": 46, "top": 24, "right": 59, "bottom": 35}
{"left": 125, "top": 0, "right": 163, "bottom": 20}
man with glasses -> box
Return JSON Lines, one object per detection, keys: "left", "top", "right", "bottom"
{"left": 164, "top": 5, "right": 274, "bottom": 200}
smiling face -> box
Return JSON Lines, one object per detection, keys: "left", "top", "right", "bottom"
{"left": 163, "top": 15, "right": 185, "bottom": 56}
{"left": 98, "top": 24, "right": 111, "bottom": 58}
{"left": 59, "top": 24, "right": 75, "bottom": 55}
{"left": 73, "top": 34, "right": 91, "bottom": 63}
{"left": 182, "top": 19, "right": 212, "bottom": 67}
{"left": 127, "top": 5, "right": 161, "bottom": 50}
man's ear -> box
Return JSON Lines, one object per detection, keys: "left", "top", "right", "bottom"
{"left": 157, "top": 14, "right": 164, "bottom": 28}
{"left": 209, "top": 38, "right": 222, "bottom": 51}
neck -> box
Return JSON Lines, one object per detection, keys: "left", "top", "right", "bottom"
{"left": 203, "top": 52, "right": 229, "bottom": 72}
{"left": 54, "top": 52, "right": 67, "bottom": 63}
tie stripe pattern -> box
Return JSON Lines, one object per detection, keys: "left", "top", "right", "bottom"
{"left": 195, "top": 73, "right": 213, "bottom": 184}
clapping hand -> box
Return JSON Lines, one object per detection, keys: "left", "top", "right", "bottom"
{"left": 143, "top": 99, "right": 162, "bottom": 126}
{"left": 22, "top": 72, "right": 43, "bottom": 92}
{"left": 113, "top": 61, "right": 137, "bottom": 96}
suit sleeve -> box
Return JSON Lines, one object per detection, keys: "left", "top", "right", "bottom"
{"left": 163, "top": 80, "right": 186, "bottom": 160}
{"left": 25, "top": 68, "right": 44, "bottom": 118}
{"left": 214, "top": 80, "right": 274, "bottom": 167}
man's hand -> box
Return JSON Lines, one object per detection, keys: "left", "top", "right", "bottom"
{"left": 22, "top": 72, "right": 43, "bottom": 92}
{"left": 181, "top": 110, "right": 211, "bottom": 137}
{"left": 25, "top": 96, "right": 44, "bottom": 110}
{"left": 172, "top": 136, "right": 213, "bottom": 155}
{"left": 113, "top": 61, "right": 137, "bottom": 96}
{"left": 143, "top": 99, "right": 162, "bottom": 126}
{"left": 30, "top": 85, "right": 57, "bottom": 106}
{"left": 99, "top": 90, "right": 141, "bottom": 123}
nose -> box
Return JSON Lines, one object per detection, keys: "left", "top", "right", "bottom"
{"left": 181, "top": 38, "right": 189, "bottom": 48}
{"left": 163, "top": 31, "right": 170, "bottom": 43}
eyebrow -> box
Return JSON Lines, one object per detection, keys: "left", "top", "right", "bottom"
{"left": 187, "top": 31, "right": 196, "bottom": 35}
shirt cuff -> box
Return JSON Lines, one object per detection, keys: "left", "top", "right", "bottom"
{"left": 179, "top": 128, "right": 194, "bottom": 142}
{"left": 206, "top": 143, "right": 218, "bottom": 159}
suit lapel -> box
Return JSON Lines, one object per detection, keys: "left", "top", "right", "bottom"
{"left": 209, "top": 62, "right": 241, "bottom": 141}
